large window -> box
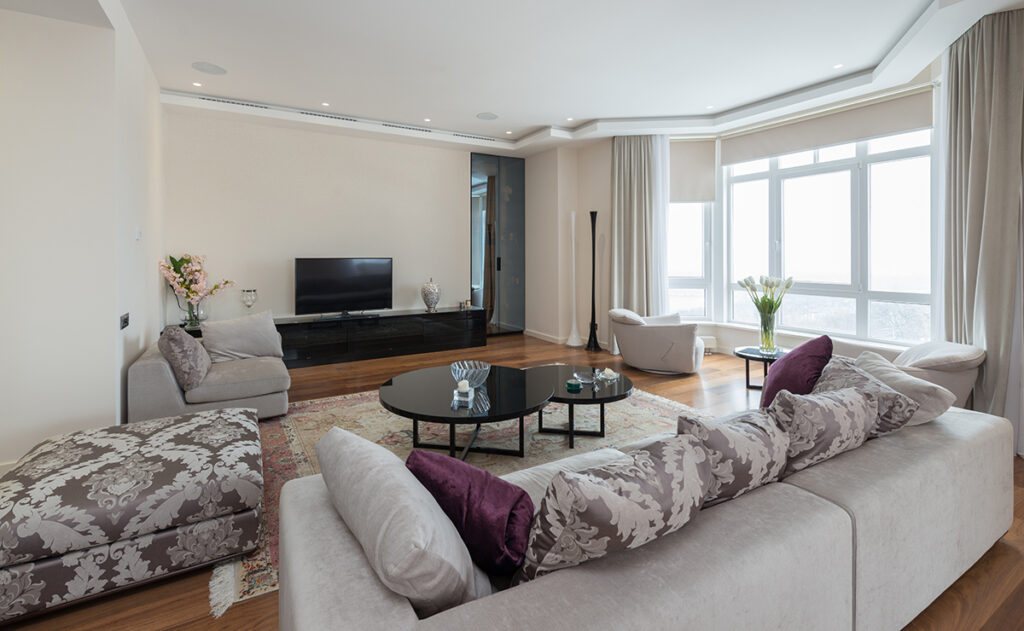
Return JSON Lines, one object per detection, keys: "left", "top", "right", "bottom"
{"left": 726, "top": 130, "right": 935, "bottom": 343}
{"left": 667, "top": 201, "right": 711, "bottom": 317}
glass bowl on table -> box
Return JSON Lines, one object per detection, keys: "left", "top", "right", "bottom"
{"left": 450, "top": 360, "right": 491, "bottom": 389}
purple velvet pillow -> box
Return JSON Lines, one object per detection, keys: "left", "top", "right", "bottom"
{"left": 760, "top": 335, "right": 833, "bottom": 408}
{"left": 406, "top": 450, "right": 534, "bottom": 575}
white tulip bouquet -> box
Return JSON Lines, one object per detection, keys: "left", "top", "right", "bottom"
{"left": 737, "top": 275, "right": 794, "bottom": 352}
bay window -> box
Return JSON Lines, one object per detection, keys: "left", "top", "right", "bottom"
{"left": 725, "top": 129, "right": 936, "bottom": 344}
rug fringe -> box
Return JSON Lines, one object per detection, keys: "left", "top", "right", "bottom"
{"left": 208, "top": 560, "right": 236, "bottom": 619}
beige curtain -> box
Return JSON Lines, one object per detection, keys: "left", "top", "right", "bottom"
{"left": 610, "top": 136, "right": 669, "bottom": 353}
{"left": 944, "top": 9, "right": 1024, "bottom": 417}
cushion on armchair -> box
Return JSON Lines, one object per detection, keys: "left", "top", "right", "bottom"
{"left": 157, "top": 325, "right": 211, "bottom": 390}
{"left": 200, "top": 310, "right": 283, "bottom": 362}
{"left": 608, "top": 308, "right": 647, "bottom": 326}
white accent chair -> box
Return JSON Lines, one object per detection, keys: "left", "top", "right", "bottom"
{"left": 609, "top": 309, "right": 704, "bottom": 374}
{"left": 894, "top": 341, "right": 987, "bottom": 407}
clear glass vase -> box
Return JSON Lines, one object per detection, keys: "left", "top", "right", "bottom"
{"left": 759, "top": 310, "right": 777, "bottom": 353}
{"left": 176, "top": 295, "right": 206, "bottom": 329}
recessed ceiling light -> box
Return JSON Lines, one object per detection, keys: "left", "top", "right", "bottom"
{"left": 321, "top": 102, "right": 330, "bottom": 107}
{"left": 192, "top": 82, "right": 202, "bottom": 87}
{"left": 706, "top": 105, "right": 715, "bottom": 110}
{"left": 191, "top": 61, "right": 227, "bottom": 75}
{"left": 566, "top": 117, "right": 574, "bottom": 121}
{"left": 505, "top": 130, "right": 512, "bottom": 134}
{"left": 424, "top": 118, "right": 431, "bottom": 122}
{"left": 476, "top": 112, "right": 498, "bottom": 120}
{"left": 833, "top": 63, "right": 844, "bottom": 69}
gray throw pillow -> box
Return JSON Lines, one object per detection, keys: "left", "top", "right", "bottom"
{"left": 200, "top": 311, "right": 283, "bottom": 363}
{"left": 769, "top": 388, "right": 877, "bottom": 475}
{"left": 677, "top": 409, "right": 789, "bottom": 506}
{"left": 514, "top": 434, "right": 712, "bottom": 583}
{"left": 855, "top": 351, "right": 956, "bottom": 426}
{"left": 812, "top": 356, "right": 919, "bottom": 437}
{"left": 316, "top": 428, "right": 491, "bottom": 617}
{"left": 157, "top": 326, "right": 211, "bottom": 390}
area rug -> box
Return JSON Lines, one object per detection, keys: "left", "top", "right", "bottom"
{"left": 209, "top": 387, "right": 702, "bottom": 616}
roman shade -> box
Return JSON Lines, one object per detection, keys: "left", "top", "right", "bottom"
{"left": 721, "top": 90, "right": 934, "bottom": 165}
{"left": 669, "top": 139, "right": 716, "bottom": 201}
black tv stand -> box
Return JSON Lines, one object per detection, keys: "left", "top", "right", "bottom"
{"left": 277, "top": 307, "right": 486, "bottom": 368}
{"left": 313, "top": 312, "right": 380, "bottom": 322}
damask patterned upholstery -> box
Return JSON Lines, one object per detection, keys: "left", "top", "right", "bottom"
{"left": 0, "top": 408, "right": 263, "bottom": 622}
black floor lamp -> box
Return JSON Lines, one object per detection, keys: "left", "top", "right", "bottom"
{"left": 585, "top": 210, "right": 601, "bottom": 351}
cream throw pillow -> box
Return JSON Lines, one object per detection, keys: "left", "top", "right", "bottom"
{"left": 316, "top": 428, "right": 491, "bottom": 616}
{"left": 200, "top": 310, "right": 283, "bottom": 362}
{"left": 855, "top": 351, "right": 957, "bottom": 426}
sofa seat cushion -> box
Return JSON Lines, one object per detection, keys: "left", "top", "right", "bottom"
{"left": 781, "top": 408, "right": 1013, "bottom": 631}
{"left": 185, "top": 356, "right": 290, "bottom": 404}
{"left": 0, "top": 409, "right": 263, "bottom": 567}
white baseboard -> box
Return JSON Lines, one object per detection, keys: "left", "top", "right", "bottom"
{"left": 524, "top": 329, "right": 566, "bottom": 344}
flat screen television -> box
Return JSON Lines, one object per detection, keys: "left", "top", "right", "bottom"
{"left": 294, "top": 257, "right": 393, "bottom": 315}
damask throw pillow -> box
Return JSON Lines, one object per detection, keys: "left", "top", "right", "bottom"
{"left": 769, "top": 388, "right": 877, "bottom": 475}
{"left": 514, "top": 434, "right": 712, "bottom": 583}
{"left": 854, "top": 351, "right": 956, "bottom": 426}
{"left": 812, "top": 356, "right": 920, "bottom": 437}
{"left": 677, "top": 409, "right": 789, "bottom": 506}
{"left": 157, "top": 325, "right": 211, "bottom": 390}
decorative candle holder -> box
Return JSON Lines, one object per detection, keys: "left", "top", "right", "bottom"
{"left": 241, "top": 289, "right": 258, "bottom": 309}
{"left": 452, "top": 388, "right": 475, "bottom": 408}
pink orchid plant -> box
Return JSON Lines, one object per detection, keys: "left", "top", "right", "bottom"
{"left": 159, "top": 254, "right": 233, "bottom": 326}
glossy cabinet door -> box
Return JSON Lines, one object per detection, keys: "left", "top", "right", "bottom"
{"left": 470, "top": 153, "right": 525, "bottom": 335}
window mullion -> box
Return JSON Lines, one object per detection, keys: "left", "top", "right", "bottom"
{"left": 853, "top": 147, "right": 869, "bottom": 339}
{"left": 768, "top": 159, "right": 782, "bottom": 280}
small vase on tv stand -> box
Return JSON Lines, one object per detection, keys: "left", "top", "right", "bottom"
{"left": 421, "top": 278, "right": 440, "bottom": 313}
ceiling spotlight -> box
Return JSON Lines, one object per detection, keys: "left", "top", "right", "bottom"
{"left": 505, "top": 130, "right": 512, "bottom": 135}
{"left": 424, "top": 118, "right": 431, "bottom": 122}
{"left": 191, "top": 61, "right": 227, "bottom": 75}
{"left": 192, "top": 82, "right": 202, "bottom": 87}
{"left": 706, "top": 105, "right": 715, "bottom": 110}
{"left": 476, "top": 112, "right": 498, "bottom": 120}
{"left": 321, "top": 102, "right": 330, "bottom": 107}
{"left": 566, "top": 117, "right": 574, "bottom": 121}
{"left": 833, "top": 63, "right": 844, "bottom": 69}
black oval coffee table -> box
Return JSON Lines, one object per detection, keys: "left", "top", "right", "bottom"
{"left": 379, "top": 365, "right": 552, "bottom": 460}
{"left": 524, "top": 364, "right": 634, "bottom": 449}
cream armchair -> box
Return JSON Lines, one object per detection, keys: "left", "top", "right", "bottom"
{"left": 609, "top": 309, "right": 704, "bottom": 374}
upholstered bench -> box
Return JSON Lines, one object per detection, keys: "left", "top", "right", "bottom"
{"left": 0, "top": 408, "right": 263, "bottom": 623}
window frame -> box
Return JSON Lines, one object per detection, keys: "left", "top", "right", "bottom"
{"left": 667, "top": 201, "right": 713, "bottom": 319}
{"left": 724, "top": 130, "right": 937, "bottom": 344}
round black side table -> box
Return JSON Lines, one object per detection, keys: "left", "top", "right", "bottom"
{"left": 733, "top": 346, "right": 789, "bottom": 390}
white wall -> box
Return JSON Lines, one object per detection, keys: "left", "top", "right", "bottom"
{"left": 575, "top": 139, "right": 614, "bottom": 348}
{"left": 162, "top": 109, "right": 470, "bottom": 321}
{"left": 102, "top": 0, "right": 165, "bottom": 419}
{"left": 524, "top": 149, "right": 560, "bottom": 339}
{"left": 0, "top": 9, "right": 117, "bottom": 464}
{"left": 0, "top": 4, "right": 164, "bottom": 470}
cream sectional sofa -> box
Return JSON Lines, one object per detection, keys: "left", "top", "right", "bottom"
{"left": 278, "top": 408, "right": 1013, "bottom": 631}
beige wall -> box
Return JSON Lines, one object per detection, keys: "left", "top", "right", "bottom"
{"left": 103, "top": 0, "right": 165, "bottom": 420}
{"left": 162, "top": 109, "right": 471, "bottom": 321}
{"left": 0, "top": 4, "right": 164, "bottom": 469}
{"left": 0, "top": 9, "right": 118, "bottom": 464}
{"left": 524, "top": 149, "right": 560, "bottom": 339}
{"left": 575, "top": 139, "right": 614, "bottom": 348}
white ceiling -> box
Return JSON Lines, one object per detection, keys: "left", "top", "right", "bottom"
{"left": 121, "top": 0, "right": 935, "bottom": 140}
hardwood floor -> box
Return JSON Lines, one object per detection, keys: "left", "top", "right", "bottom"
{"left": 12, "top": 335, "right": 1023, "bottom": 630}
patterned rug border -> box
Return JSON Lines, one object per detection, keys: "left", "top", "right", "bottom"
{"left": 209, "top": 386, "right": 703, "bottom": 616}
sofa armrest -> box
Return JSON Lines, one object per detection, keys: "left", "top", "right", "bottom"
{"left": 127, "top": 344, "right": 187, "bottom": 422}
{"left": 279, "top": 475, "right": 420, "bottom": 631}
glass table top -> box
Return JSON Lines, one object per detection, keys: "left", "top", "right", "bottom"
{"left": 524, "top": 364, "right": 634, "bottom": 404}
{"left": 379, "top": 365, "right": 552, "bottom": 424}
